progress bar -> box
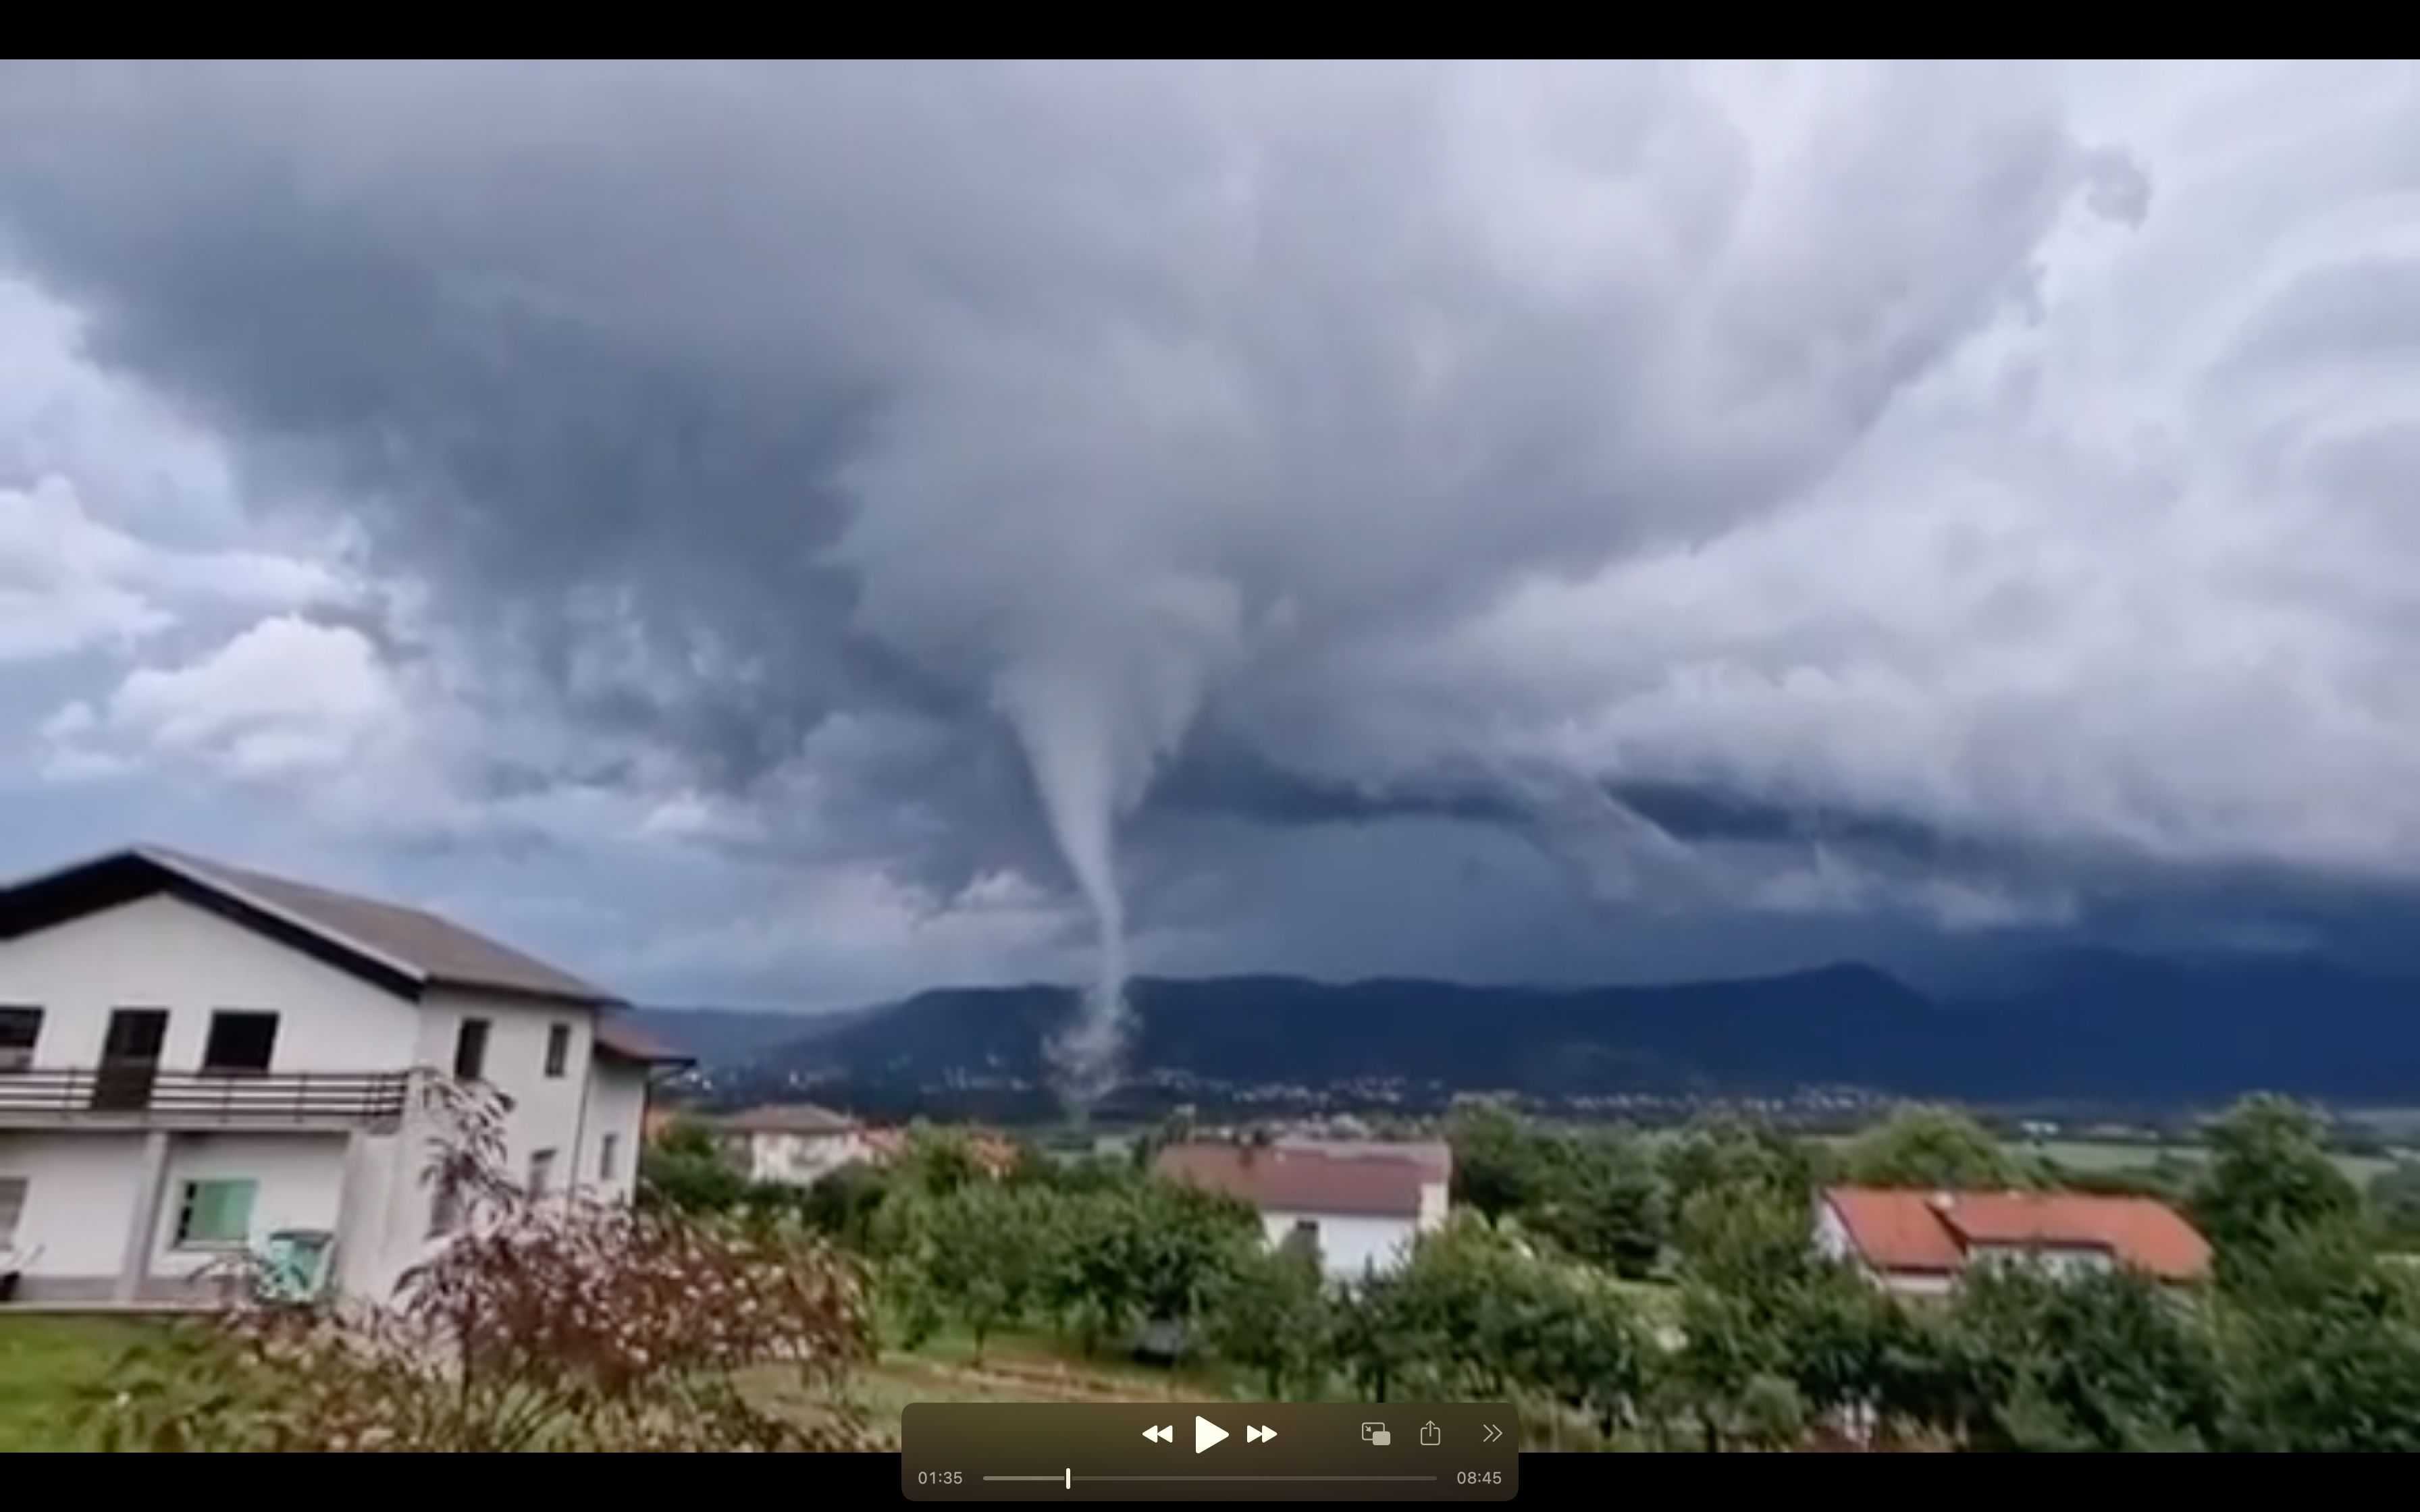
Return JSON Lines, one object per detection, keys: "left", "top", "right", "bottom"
{"left": 984, "top": 1476, "right": 1438, "bottom": 1484}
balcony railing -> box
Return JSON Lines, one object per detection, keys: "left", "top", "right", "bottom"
{"left": 0, "top": 1067, "right": 411, "bottom": 1129}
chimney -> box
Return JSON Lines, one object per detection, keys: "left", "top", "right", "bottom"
{"left": 1927, "top": 1191, "right": 1955, "bottom": 1214}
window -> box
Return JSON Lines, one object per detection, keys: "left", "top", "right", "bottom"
{"left": 174, "top": 1179, "right": 256, "bottom": 1250}
{"left": 0, "top": 1177, "right": 27, "bottom": 1249}
{"left": 527, "top": 1148, "right": 558, "bottom": 1197}
{"left": 598, "top": 1133, "right": 621, "bottom": 1182}
{"left": 0, "top": 1007, "right": 41, "bottom": 1073}
{"left": 202, "top": 1011, "right": 279, "bottom": 1075}
{"left": 1290, "top": 1218, "right": 1321, "bottom": 1245}
{"left": 452, "top": 1018, "right": 490, "bottom": 1081}
{"left": 544, "top": 1023, "right": 571, "bottom": 1079}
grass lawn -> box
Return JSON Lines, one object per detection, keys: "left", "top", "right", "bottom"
{"left": 755, "top": 1328, "right": 1238, "bottom": 1447}
{"left": 1, "top": 1312, "right": 1235, "bottom": 1453}
{"left": 0, "top": 1316, "right": 153, "bottom": 1451}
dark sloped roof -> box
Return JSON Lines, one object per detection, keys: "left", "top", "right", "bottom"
{"left": 1, "top": 845, "right": 618, "bottom": 1007}
{"left": 594, "top": 1017, "right": 693, "bottom": 1067}
{"left": 1154, "top": 1141, "right": 1443, "bottom": 1218}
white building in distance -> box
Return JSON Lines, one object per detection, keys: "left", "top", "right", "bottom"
{"left": 709, "top": 1103, "right": 875, "bottom": 1187}
{"left": 1153, "top": 1138, "right": 1452, "bottom": 1282}
{"left": 0, "top": 846, "right": 687, "bottom": 1305}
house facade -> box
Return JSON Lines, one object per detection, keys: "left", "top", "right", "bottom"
{"left": 711, "top": 1104, "right": 875, "bottom": 1187}
{"left": 0, "top": 846, "right": 686, "bottom": 1305}
{"left": 1153, "top": 1139, "right": 1452, "bottom": 1282}
{"left": 1816, "top": 1185, "right": 2213, "bottom": 1299}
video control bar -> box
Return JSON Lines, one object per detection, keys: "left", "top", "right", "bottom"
{"left": 902, "top": 1402, "right": 1517, "bottom": 1502}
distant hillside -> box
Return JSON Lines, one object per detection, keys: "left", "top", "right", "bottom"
{"left": 720, "top": 954, "right": 2420, "bottom": 1106}
{"left": 625, "top": 1004, "right": 885, "bottom": 1069}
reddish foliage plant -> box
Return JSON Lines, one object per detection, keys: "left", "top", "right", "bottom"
{"left": 83, "top": 1074, "right": 874, "bottom": 1451}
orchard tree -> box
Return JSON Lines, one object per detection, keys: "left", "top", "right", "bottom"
{"left": 2369, "top": 1162, "right": 2420, "bottom": 1251}
{"left": 891, "top": 1183, "right": 1055, "bottom": 1362}
{"left": 1203, "top": 1228, "right": 1335, "bottom": 1399}
{"left": 639, "top": 1118, "right": 750, "bottom": 1213}
{"left": 1446, "top": 1098, "right": 1548, "bottom": 1218}
{"left": 1660, "top": 1112, "right": 1820, "bottom": 1213}
{"left": 1945, "top": 1264, "right": 2224, "bottom": 1453}
{"left": 2215, "top": 1217, "right": 2420, "bottom": 1451}
{"left": 1839, "top": 1104, "right": 2020, "bottom": 1191}
{"left": 2192, "top": 1094, "right": 2365, "bottom": 1290}
{"left": 1525, "top": 1131, "right": 1667, "bottom": 1278}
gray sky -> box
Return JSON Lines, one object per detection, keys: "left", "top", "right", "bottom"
{"left": 4, "top": 60, "right": 2419, "bottom": 1009}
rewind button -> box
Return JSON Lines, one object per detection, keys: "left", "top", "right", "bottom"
{"left": 1143, "top": 1423, "right": 1174, "bottom": 1444}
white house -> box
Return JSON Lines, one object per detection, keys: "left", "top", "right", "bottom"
{"left": 0, "top": 845, "right": 688, "bottom": 1305}
{"left": 710, "top": 1104, "right": 874, "bottom": 1187}
{"left": 1153, "top": 1139, "right": 1452, "bottom": 1282}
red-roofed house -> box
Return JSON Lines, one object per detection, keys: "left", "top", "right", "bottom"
{"left": 1154, "top": 1139, "right": 1450, "bottom": 1282}
{"left": 1816, "top": 1185, "right": 2213, "bottom": 1298}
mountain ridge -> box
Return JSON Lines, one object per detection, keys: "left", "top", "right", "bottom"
{"left": 629, "top": 952, "right": 2420, "bottom": 1105}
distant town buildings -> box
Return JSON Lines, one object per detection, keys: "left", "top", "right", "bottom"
{"left": 1816, "top": 1185, "right": 2213, "bottom": 1299}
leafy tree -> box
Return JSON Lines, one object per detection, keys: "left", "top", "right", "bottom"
{"left": 1660, "top": 1112, "right": 1820, "bottom": 1214}
{"left": 894, "top": 1123, "right": 987, "bottom": 1197}
{"left": 1839, "top": 1104, "right": 2019, "bottom": 1191}
{"left": 1447, "top": 1098, "right": 1548, "bottom": 1217}
{"left": 84, "top": 1076, "right": 870, "bottom": 1451}
{"left": 1031, "top": 1180, "right": 1255, "bottom": 1359}
{"left": 1672, "top": 1180, "right": 1815, "bottom": 1295}
{"left": 2367, "top": 1162, "right": 2420, "bottom": 1251}
{"left": 1352, "top": 1216, "right": 1654, "bottom": 1433}
{"left": 1203, "top": 1228, "right": 1335, "bottom": 1399}
{"left": 1446, "top": 1102, "right": 1666, "bottom": 1276}
{"left": 1944, "top": 1264, "right": 2224, "bottom": 1452}
{"left": 2215, "top": 1219, "right": 2420, "bottom": 1451}
{"left": 1124, "top": 1183, "right": 1261, "bottom": 1340}
{"left": 1335, "top": 1268, "right": 1421, "bottom": 1403}
{"left": 889, "top": 1183, "right": 1056, "bottom": 1362}
{"left": 1734, "top": 1374, "right": 1808, "bottom": 1451}
{"left": 797, "top": 1161, "right": 893, "bottom": 1251}
{"left": 2192, "top": 1094, "right": 2363, "bottom": 1290}
{"left": 1662, "top": 1181, "right": 1948, "bottom": 1449}
{"left": 638, "top": 1118, "right": 750, "bottom": 1213}
{"left": 1524, "top": 1131, "right": 1667, "bottom": 1278}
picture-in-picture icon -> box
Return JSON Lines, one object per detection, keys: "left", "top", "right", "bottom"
{"left": 1360, "top": 1422, "right": 1390, "bottom": 1446}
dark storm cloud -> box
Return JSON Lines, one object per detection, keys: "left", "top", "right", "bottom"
{"left": 11, "top": 59, "right": 2420, "bottom": 997}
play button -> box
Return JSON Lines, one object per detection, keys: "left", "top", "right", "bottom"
{"left": 1194, "top": 1415, "right": 1228, "bottom": 1453}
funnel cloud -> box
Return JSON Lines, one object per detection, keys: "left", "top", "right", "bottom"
{"left": 6, "top": 62, "right": 2420, "bottom": 1057}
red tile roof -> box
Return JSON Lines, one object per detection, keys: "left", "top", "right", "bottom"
{"left": 1825, "top": 1187, "right": 1967, "bottom": 1272}
{"left": 1823, "top": 1186, "right": 2212, "bottom": 1282}
{"left": 1155, "top": 1141, "right": 1442, "bottom": 1219}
